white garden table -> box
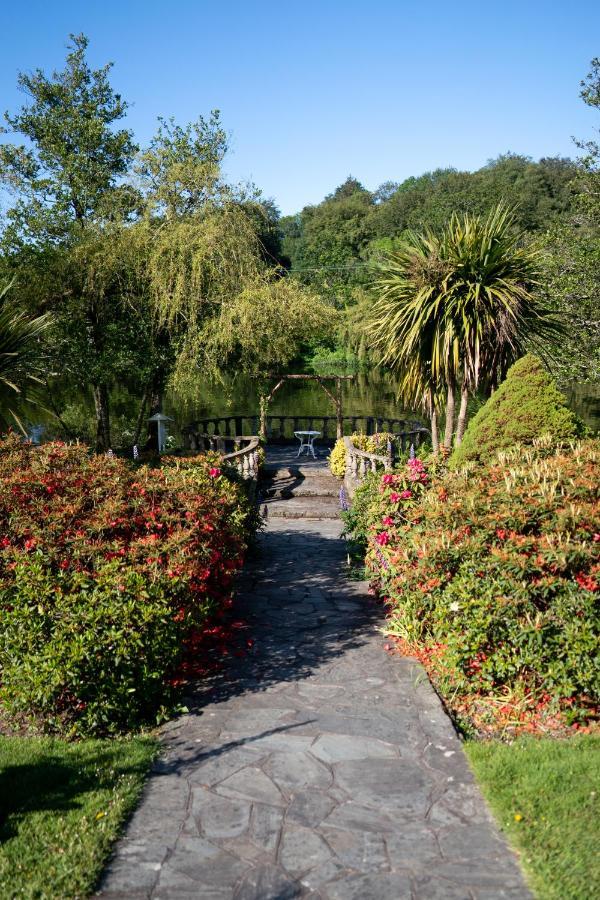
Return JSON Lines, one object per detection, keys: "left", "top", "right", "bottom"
{"left": 294, "top": 430, "right": 321, "bottom": 459}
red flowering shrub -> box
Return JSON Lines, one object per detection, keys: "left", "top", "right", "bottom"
{"left": 341, "top": 452, "right": 443, "bottom": 552}
{"left": 0, "top": 435, "right": 258, "bottom": 736}
{"left": 365, "top": 437, "right": 600, "bottom": 735}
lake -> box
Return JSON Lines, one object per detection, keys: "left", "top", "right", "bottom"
{"left": 30, "top": 370, "right": 600, "bottom": 447}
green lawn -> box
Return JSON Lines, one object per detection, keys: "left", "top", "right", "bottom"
{"left": 0, "top": 734, "right": 157, "bottom": 899}
{"left": 466, "top": 735, "right": 600, "bottom": 900}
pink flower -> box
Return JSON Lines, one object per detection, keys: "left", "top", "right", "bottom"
{"left": 375, "top": 531, "right": 390, "bottom": 546}
{"left": 382, "top": 516, "right": 394, "bottom": 526}
{"left": 389, "top": 492, "right": 400, "bottom": 503}
{"left": 400, "top": 489, "right": 412, "bottom": 499}
{"left": 381, "top": 473, "right": 395, "bottom": 485}
{"left": 407, "top": 458, "right": 428, "bottom": 482}
{"left": 209, "top": 467, "right": 221, "bottom": 478}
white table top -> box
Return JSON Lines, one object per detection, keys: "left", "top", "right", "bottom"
{"left": 294, "top": 430, "right": 321, "bottom": 437}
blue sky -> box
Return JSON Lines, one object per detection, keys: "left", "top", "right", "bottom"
{"left": 2, "top": 1, "right": 599, "bottom": 214}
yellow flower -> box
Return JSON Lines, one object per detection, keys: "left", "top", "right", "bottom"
{"left": 95, "top": 811, "right": 106, "bottom": 820}
{"left": 514, "top": 813, "right": 523, "bottom": 822}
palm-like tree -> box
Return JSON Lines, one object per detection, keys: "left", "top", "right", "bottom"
{"left": 0, "top": 282, "right": 52, "bottom": 432}
{"left": 368, "top": 204, "right": 560, "bottom": 447}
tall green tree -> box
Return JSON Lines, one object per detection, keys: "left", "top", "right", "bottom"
{"left": 0, "top": 34, "right": 141, "bottom": 449}
{"left": 133, "top": 112, "right": 334, "bottom": 414}
{"left": 369, "top": 156, "right": 576, "bottom": 241}
{"left": 368, "top": 205, "right": 559, "bottom": 448}
{"left": 576, "top": 57, "right": 600, "bottom": 224}
{"left": 0, "top": 33, "right": 138, "bottom": 246}
{"left": 282, "top": 176, "right": 375, "bottom": 301}
{"left": 541, "top": 58, "right": 600, "bottom": 385}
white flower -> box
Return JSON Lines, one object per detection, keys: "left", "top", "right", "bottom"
{"left": 449, "top": 601, "right": 460, "bottom": 613}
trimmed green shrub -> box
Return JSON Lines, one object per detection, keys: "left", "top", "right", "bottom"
{"left": 450, "top": 355, "right": 581, "bottom": 468}
{"left": 366, "top": 437, "right": 600, "bottom": 735}
{"left": 0, "top": 435, "right": 256, "bottom": 736}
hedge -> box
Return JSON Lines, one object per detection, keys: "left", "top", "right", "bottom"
{"left": 0, "top": 436, "right": 258, "bottom": 736}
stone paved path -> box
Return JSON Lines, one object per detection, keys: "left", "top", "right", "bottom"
{"left": 99, "top": 450, "right": 530, "bottom": 899}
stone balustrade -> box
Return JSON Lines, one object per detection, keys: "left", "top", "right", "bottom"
{"left": 182, "top": 432, "right": 260, "bottom": 481}
{"left": 343, "top": 436, "right": 392, "bottom": 498}
{"left": 182, "top": 414, "right": 427, "bottom": 446}
{"left": 341, "top": 428, "right": 430, "bottom": 498}
{"left": 222, "top": 436, "right": 261, "bottom": 480}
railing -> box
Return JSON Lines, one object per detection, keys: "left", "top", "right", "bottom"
{"left": 223, "top": 437, "right": 260, "bottom": 480}
{"left": 342, "top": 428, "right": 430, "bottom": 498}
{"left": 344, "top": 436, "right": 392, "bottom": 481}
{"left": 183, "top": 433, "right": 260, "bottom": 480}
{"left": 182, "top": 414, "right": 427, "bottom": 445}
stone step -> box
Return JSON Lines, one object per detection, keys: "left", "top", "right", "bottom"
{"left": 261, "top": 496, "right": 341, "bottom": 519}
{"left": 263, "top": 465, "right": 331, "bottom": 480}
{"left": 264, "top": 475, "right": 339, "bottom": 499}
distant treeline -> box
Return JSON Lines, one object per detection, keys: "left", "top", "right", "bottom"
{"left": 275, "top": 155, "right": 577, "bottom": 297}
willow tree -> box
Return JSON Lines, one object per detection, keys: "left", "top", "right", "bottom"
{"left": 135, "top": 116, "right": 335, "bottom": 421}
{"left": 368, "top": 205, "right": 560, "bottom": 448}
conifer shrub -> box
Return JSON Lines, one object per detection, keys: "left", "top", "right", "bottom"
{"left": 450, "top": 355, "right": 581, "bottom": 468}
{"left": 365, "top": 437, "right": 600, "bottom": 735}
{"left": 0, "top": 435, "right": 256, "bottom": 736}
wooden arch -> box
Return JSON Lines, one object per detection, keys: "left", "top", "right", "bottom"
{"left": 257, "top": 374, "right": 354, "bottom": 441}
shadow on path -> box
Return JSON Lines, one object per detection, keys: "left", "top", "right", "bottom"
{"left": 184, "top": 525, "right": 380, "bottom": 714}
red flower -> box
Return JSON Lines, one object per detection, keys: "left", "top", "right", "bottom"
{"left": 382, "top": 515, "right": 394, "bottom": 526}
{"left": 209, "top": 467, "right": 221, "bottom": 478}
{"left": 375, "top": 531, "right": 390, "bottom": 546}
{"left": 575, "top": 573, "right": 598, "bottom": 592}
{"left": 400, "top": 489, "right": 412, "bottom": 500}
{"left": 381, "top": 474, "right": 395, "bottom": 485}
{"left": 389, "top": 492, "right": 400, "bottom": 503}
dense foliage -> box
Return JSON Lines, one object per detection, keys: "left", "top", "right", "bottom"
{"left": 0, "top": 35, "right": 332, "bottom": 450}
{"left": 0, "top": 282, "right": 51, "bottom": 431}
{"left": 0, "top": 435, "right": 257, "bottom": 736}
{"left": 281, "top": 158, "right": 578, "bottom": 299}
{"left": 360, "top": 439, "right": 599, "bottom": 735}
{"left": 450, "top": 355, "right": 581, "bottom": 467}
{"left": 367, "top": 206, "right": 559, "bottom": 448}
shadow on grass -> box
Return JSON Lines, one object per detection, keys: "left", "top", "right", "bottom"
{"left": 0, "top": 744, "right": 151, "bottom": 843}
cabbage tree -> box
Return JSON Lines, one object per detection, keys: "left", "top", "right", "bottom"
{"left": 368, "top": 204, "right": 560, "bottom": 447}
{"left": 0, "top": 282, "right": 51, "bottom": 432}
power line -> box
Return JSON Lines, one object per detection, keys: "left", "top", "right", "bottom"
{"left": 288, "top": 262, "right": 371, "bottom": 274}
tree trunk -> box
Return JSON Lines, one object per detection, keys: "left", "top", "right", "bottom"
{"left": 132, "top": 385, "right": 151, "bottom": 447}
{"left": 259, "top": 395, "right": 268, "bottom": 442}
{"left": 430, "top": 407, "right": 439, "bottom": 453}
{"left": 93, "top": 384, "right": 111, "bottom": 451}
{"left": 455, "top": 385, "right": 470, "bottom": 447}
{"left": 443, "top": 381, "right": 456, "bottom": 449}
{"left": 149, "top": 384, "right": 163, "bottom": 417}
